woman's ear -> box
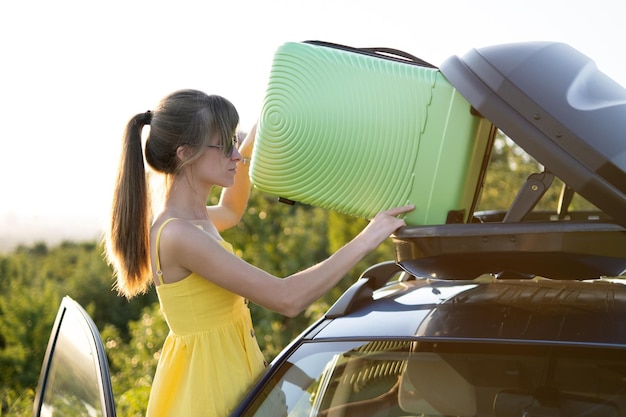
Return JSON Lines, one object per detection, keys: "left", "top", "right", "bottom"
{"left": 176, "top": 145, "right": 191, "bottom": 162}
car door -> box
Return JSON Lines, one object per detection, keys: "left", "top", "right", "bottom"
{"left": 33, "top": 296, "right": 116, "bottom": 417}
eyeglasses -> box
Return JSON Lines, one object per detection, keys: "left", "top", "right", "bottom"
{"left": 207, "top": 134, "right": 238, "bottom": 158}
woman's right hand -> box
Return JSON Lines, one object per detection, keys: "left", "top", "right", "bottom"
{"left": 357, "top": 205, "right": 414, "bottom": 252}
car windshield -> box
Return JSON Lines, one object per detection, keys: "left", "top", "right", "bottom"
{"left": 242, "top": 340, "right": 626, "bottom": 417}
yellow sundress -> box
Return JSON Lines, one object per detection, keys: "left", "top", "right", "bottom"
{"left": 146, "top": 218, "right": 266, "bottom": 417}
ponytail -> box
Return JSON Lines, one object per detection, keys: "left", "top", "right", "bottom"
{"left": 106, "top": 112, "right": 153, "bottom": 298}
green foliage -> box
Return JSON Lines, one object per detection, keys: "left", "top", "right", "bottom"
{"left": 0, "top": 241, "right": 154, "bottom": 415}
{"left": 0, "top": 386, "right": 33, "bottom": 417}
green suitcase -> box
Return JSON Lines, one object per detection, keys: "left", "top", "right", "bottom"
{"left": 251, "top": 41, "right": 495, "bottom": 225}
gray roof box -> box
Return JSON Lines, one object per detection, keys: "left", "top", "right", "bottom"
{"left": 440, "top": 42, "right": 626, "bottom": 227}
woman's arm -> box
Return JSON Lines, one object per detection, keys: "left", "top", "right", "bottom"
{"left": 161, "top": 205, "right": 413, "bottom": 317}
{"left": 208, "top": 123, "right": 257, "bottom": 231}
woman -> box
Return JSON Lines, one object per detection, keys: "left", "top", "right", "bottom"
{"left": 105, "top": 89, "right": 413, "bottom": 416}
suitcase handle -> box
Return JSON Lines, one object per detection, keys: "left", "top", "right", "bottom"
{"left": 304, "top": 40, "right": 437, "bottom": 69}
{"left": 360, "top": 47, "right": 436, "bottom": 68}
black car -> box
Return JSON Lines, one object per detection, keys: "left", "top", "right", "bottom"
{"left": 34, "top": 41, "right": 626, "bottom": 417}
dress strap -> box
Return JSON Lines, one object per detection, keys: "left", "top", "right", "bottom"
{"left": 154, "top": 218, "right": 178, "bottom": 285}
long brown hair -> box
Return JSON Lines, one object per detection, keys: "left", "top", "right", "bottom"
{"left": 106, "top": 90, "right": 239, "bottom": 298}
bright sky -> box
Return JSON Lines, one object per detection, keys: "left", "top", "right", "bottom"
{"left": 1, "top": 0, "right": 625, "bottom": 249}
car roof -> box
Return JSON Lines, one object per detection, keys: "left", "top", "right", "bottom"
{"left": 309, "top": 263, "right": 626, "bottom": 347}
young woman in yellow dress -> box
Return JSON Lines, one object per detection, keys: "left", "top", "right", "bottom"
{"left": 105, "top": 89, "right": 413, "bottom": 417}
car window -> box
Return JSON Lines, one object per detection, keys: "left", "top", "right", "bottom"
{"left": 33, "top": 296, "right": 116, "bottom": 417}
{"left": 240, "top": 340, "right": 626, "bottom": 417}
{"left": 241, "top": 340, "right": 410, "bottom": 417}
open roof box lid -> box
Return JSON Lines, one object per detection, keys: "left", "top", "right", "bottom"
{"left": 395, "top": 41, "right": 626, "bottom": 279}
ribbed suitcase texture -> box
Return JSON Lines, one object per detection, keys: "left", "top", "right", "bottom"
{"left": 250, "top": 41, "right": 493, "bottom": 225}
